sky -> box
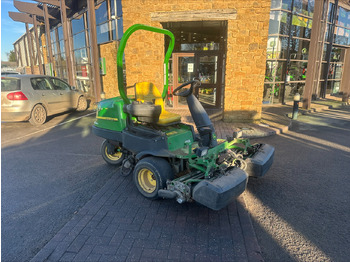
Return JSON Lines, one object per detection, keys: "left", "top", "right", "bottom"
{"left": 1, "top": 0, "right": 36, "bottom": 62}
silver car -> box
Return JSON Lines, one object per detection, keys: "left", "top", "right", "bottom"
{"left": 1, "top": 75, "right": 88, "bottom": 125}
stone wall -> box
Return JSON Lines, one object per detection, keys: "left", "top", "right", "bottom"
{"left": 99, "top": 41, "right": 119, "bottom": 99}
{"left": 121, "top": 0, "right": 271, "bottom": 122}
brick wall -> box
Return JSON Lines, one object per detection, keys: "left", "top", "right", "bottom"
{"left": 99, "top": 42, "right": 119, "bottom": 99}
{"left": 121, "top": 0, "right": 270, "bottom": 122}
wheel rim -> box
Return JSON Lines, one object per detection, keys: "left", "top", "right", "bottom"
{"left": 34, "top": 106, "right": 45, "bottom": 123}
{"left": 138, "top": 168, "right": 156, "bottom": 193}
{"left": 105, "top": 146, "right": 122, "bottom": 160}
{"left": 78, "top": 97, "right": 87, "bottom": 109}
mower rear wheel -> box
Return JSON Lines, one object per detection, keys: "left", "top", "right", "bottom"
{"left": 133, "top": 157, "right": 173, "bottom": 199}
{"left": 101, "top": 140, "right": 125, "bottom": 166}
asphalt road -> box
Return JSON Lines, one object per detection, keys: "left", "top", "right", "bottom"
{"left": 1, "top": 111, "right": 116, "bottom": 262}
{"left": 245, "top": 106, "right": 350, "bottom": 262}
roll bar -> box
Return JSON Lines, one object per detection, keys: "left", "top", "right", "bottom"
{"left": 117, "top": 24, "right": 175, "bottom": 104}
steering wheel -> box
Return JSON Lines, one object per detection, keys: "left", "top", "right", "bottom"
{"left": 172, "top": 80, "right": 201, "bottom": 97}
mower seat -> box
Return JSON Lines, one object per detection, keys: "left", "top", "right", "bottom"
{"left": 135, "top": 82, "right": 181, "bottom": 126}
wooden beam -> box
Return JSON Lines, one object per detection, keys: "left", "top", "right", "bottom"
{"left": 32, "top": 0, "right": 60, "bottom": 7}
{"left": 25, "top": 23, "right": 35, "bottom": 74}
{"left": 13, "top": 44, "right": 19, "bottom": 67}
{"left": 9, "top": 11, "right": 33, "bottom": 24}
{"left": 87, "top": 0, "right": 102, "bottom": 101}
{"left": 302, "top": 0, "right": 324, "bottom": 109}
{"left": 60, "top": 0, "right": 74, "bottom": 84}
{"left": 23, "top": 36, "right": 29, "bottom": 68}
{"left": 43, "top": 3, "right": 56, "bottom": 75}
{"left": 151, "top": 9, "right": 237, "bottom": 22}
{"left": 14, "top": 0, "right": 55, "bottom": 19}
{"left": 33, "top": 14, "right": 44, "bottom": 74}
{"left": 340, "top": 49, "right": 350, "bottom": 104}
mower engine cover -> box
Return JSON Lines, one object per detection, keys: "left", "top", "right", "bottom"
{"left": 192, "top": 168, "right": 248, "bottom": 210}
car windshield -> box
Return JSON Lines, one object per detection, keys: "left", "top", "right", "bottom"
{"left": 1, "top": 77, "right": 20, "bottom": 92}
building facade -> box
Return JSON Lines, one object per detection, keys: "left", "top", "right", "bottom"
{"left": 11, "top": 0, "right": 350, "bottom": 122}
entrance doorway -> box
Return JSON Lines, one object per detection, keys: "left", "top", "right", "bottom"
{"left": 170, "top": 52, "right": 223, "bottom": 108}
{"left": 163, "top": 21, "right": 227, "bottom": 109}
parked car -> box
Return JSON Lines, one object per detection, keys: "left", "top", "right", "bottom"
{"left": 1, "top": 75, "right": 88, "bottom": 125}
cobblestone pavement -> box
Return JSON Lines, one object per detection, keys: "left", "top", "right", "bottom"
{"left": 31, "top": 172, "right": 261, "bottom": 262}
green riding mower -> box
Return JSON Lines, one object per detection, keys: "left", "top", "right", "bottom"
{"left": 92, "top": 24, "right": 274, "bottom": 210}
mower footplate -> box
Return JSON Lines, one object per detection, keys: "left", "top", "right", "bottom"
{"left": 245, "top": 144, "right": 275, "bottom": 177}
{"left": 192, "top": 168, "right": 248, "bottom": 211}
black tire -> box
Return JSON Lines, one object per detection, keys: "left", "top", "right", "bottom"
{"left": 101, "top": 140, "right": 125, "bottom": 165}
{"left": 29, "top": 104, "right": 47, "bottom": 126}
{"left": 76, "top": 96, "right": 87, "bottom": 111}
{"left": 133, "top": 156, "right": 174, "bottom": 200}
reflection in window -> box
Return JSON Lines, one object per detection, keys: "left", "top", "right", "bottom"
{"left": 266, "top": 36, "right": 289, "bottom": 59}
{"left": 95, "top": 0, "right": 123, "bottom": 44}
{"left": 57, "top": 26, "right": 64, "bottom": 40}
{"left": 199, "top": 56, "right": 217, "bottom": 84}
{"left": 289, "top": 38, "right": 310, "bottom": 60}
{"left": 95, "top": 1, "right": 108, "bottom": 24}
{"left": 74, "top": 49, "right": 88, "bottom": 64}
{"left": 73, "top": 32, "right": 86, "bottom": 50}
{"left": 268, "top": 11, "right": 290, "bottom": 35}
{"left": 291, "top": 15, "right": 312, "bottom": 39}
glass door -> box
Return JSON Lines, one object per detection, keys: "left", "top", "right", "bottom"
{"left": 196, "top": 54, "right": 220, "bottom": 107}
{"left": 172, "top": 53, "right": 195, "bottom": 108}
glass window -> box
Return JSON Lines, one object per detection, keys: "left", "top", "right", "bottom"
{"left": 291, "top": 15, "right": 312, "bottom": 39}
{"left": 198, "top": 56, "right": 218, "bottom": 84}
{"left": 337, "top": 7, "right": 350, "bottom": 28}
{"left": 288, "top": 61, "right": 308, "bottom": 81}
{"left": 265, "top": 61, "right": 286, "bottom": 82}
{"left": 334, "top": 27, "right": 350, "bottom": 46}
{"left": 73, "top": 32, "right": 86, "bottom": 49}
{"left": 50, "top": 30, "right": 56, "bottom": 43}
{"left": 289, "top": 38, "right": 310, "bottom": 60}
{"left": 269, "top": 11, "right": 290, "bottom": 35}
{"left": 97, "top": 22, "right": 111, "bottom": 43}
{"left": 282, "top": 0, "right": 292, "bottom": 10}
{"left": 330, "top": 47, "right": 346, "bottom": 62}
{"left": 75, "top": 64, "right": 90, "bottom": 77}
{"left": 95, "top": 1, "right": 108, "bottom": 25}
{"left": 74, "top": 49, "right": 88, "bottom": 64}
{"left": 1, "top": 78, "right": 20, "bottom": 92}
{"left": 30, "top": 78, "right": 53, "bottom": 90}
{"left": 266, "top": 36, "right": 289, "bottom": 59}
{"left": 57, "top": 26, "right": 64, "bottom": 40}
{"left": 294, "top": 0, "right": 314, "bottom": 16}
{"left": 71, "top": 16, "right": 85, "bottom": 34}
{"left": 59, "top": 40, "right": 65, "bottom": 54}
{"left": 50, "top": 77, "right": 71, "bottom": 90}
{"left": 116, "top": 0, "right": 122, "bottom": 17}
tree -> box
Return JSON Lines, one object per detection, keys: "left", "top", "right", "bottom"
{"left": 7, "top": 50, "right": 17, "bottom": 62}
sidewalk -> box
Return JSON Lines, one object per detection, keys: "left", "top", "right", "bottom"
{"left": 31, "top": 99, "right": 345, "bottom": 262}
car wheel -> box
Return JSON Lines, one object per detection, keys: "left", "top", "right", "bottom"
{"left": 133, "top": 157, "right": 174, "bottom": 199}
{"left": 101, "top": 139, "right": 125, "bottom": 165}
{"left": 76, "top": 96, "right": 87, "bottom": 111}
{"left": 29, "top": 104, "right": 47, "bottom": 125}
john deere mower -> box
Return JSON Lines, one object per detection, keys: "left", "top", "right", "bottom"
{"left": 92, "top": 24, "right": 274, "bottom": 210}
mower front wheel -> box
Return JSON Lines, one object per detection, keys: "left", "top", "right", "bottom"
{"left": 133, "top": 157, "right": 173, "bottom": 200}
{"left": 101, "top": 140, "right": 125, "bottom": 166}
